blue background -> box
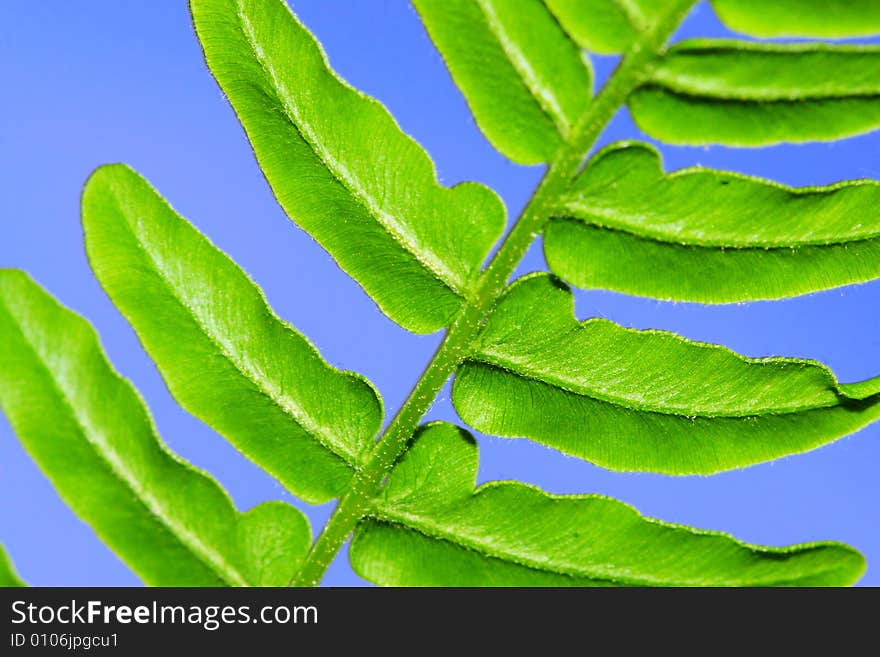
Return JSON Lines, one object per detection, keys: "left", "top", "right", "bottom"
{"left": 1, "top": 1, "right": 878, "bottom": 586}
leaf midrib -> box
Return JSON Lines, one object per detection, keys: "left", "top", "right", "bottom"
{"left": 639, "top": 81, "right": 880, "bottom": 105}
{"left": 109, "top": 192, "right": 359, "bottom": 467}
{"left": 463, "top": 354, "right": 842, "bottom": 418}
{"left": 650, "top": 70, "right": 880, "bottom": 102}
{"left": 474, "top": 0, "right": 572, "bottom": 137}
{"left": 370, "top": 504, "right": 837, "bottom": 587}
{"left": 2, "top": 300, "right": 248, "bottom": 587}
{"left": 234, "top": 2, "right": 469, "bottom": 298}
{"left": 371, "top": 508, "right": 621, "bottom": 585}
{"left": 550, "top": 208, "right": 880, "bottom": 249}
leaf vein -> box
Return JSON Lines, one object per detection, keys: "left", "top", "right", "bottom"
{"left": 464, "top": 356, "right": 841, "bottom": 418}
{"left": 109, "top": 190, "right": 358, "bottom": 466}
{"left": 235, "top": 4, "right": 469, "bottom": 297}
{"left": 475, "top": 0, "right": 572, "bottom": 137}
{"left": 2, "top": 303, "right": 249, "bottom": 587}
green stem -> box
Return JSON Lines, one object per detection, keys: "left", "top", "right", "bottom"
{"left": 290, "top": 0, "right": 697, "bottom": 587}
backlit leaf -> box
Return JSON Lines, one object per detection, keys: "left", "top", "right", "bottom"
{"left": 190, "top": 0, "right": 506, "bottom": 332}
{"left": 544, "top": 141, "right": 880, "bottom": 302}
{"left": 0, "top": 271, "right": 310, "bottom": 586}
{"left": 413, "top": 0, "right": 593, "bottom": 163}
{"left": 545, "top": 0, "right": 665, "bottom": 54}
{"left": 710, "top": 0, "right": 880, "bottom": 39}
{"left": 630, "top": 40, "right": 880, "bottom": 146}
{"left": 351, "top": 423, "right": 865, "bottom": 586}
{"left": 452, "top": 274, "right": 880, "bottom": 474}
{"left": 83, "top": 164, "right": 382, "bottom": 504}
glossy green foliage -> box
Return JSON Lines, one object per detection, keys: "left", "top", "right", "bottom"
{"left": 630, "top": 40, "right": 880, "bottom": 146}
{"left": 544, "top": 141, "right": 880, "bottom": 302}
{"left": 0, "top": 271, "right": 311, "bottom": 586}
{"left": 453, "top": 274, "right": 880, "bottom": 474}
{"left": 0, "top": 545, "right": 25, "bottom": 587}
{"left": 190, "top": 0, "right": 505, "bottom": 333}
{"left": 2, "top": 0, "right": 878, "bottom": 590}
{"left": 413, "top": 0, "right": 593, "bottom": 164}
{"left": 351, "top": 423, "right": 865, "bottom": 586}
{"left": 711, "top": 0, "right": 880, "bottom": 38}
{"left": 545, "top": 0, "right": 665, "bottom": 54}
{"left": 83, "top": 165, "right": 382, "bottom": 504}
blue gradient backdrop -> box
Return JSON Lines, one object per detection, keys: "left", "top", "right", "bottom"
{"left": 2, "top": 1, "right": 879, "bottom": 586}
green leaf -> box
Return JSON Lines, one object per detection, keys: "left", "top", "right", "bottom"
{"left": 544, "top": 141, "right": 880, "bottom": 302}
{"left": 190, "top": 0, "right": 505, "bottom": 333}
{"left": 0, "top": 270, "right": 310, "bottom": 586}
{"left": 83, "top": 164, "right": 382, "bottom": 504}
{"left": 413, "top": 0, "right": 593, "bottom": 164}
{"left": 545, "top": 0, "right": 665, "bottom": 54}
{"left": 351, "top": 423, "right": 865, "bottom": 586}
{"left": 710, "top": 0, "right": 880, "bottom": 38}
{"left": 630, "top": 40, "right": 880, "bottom": 146}
{"left": 0, "top": 544, "right": 26, "bottom": 587}
{"left": 452, "top": 273, "right": 880, "bottom": 474}
{"left": 234, "top": 502, "right": 311, "bottom": 587}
